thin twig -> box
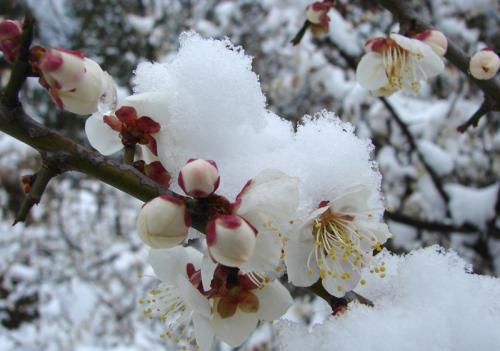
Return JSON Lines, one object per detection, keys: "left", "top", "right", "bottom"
{"left": 291, "top": 20, "right": 311, "bottom": 46}
{"left": 456, "top": 100, "right": 495, "bottom": 132}
{"left": 385, "top": 211, "right": 478, "bottom": 234}
{"left": 14, "top": 165, "right": 58, "bottom": 225}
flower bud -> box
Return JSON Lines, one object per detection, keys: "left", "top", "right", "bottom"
{"left": 469, "top": 49, "right": 499, "bottom": 80}
{"left": 0, "top": 20, "right": 22, "bottom": 62}
{"left": 206, "top": 215, "right": 257, "bottom": 267}
{"left": 136, "top": 195, "right": 191, "bottom": 248}
{"left": 416, "top": 30, "right": 448, "bottom": 57}
{"left": 306, "top": 1, "right": 332, "bottom": 25}
{"left": 0, "top": 20, "right": 21, "bottom": 41}
{"left": 40, "top": 49, "right": 86, "bottom": 91}
{"left": 178, "top": 159, "right": 220, "bottom": 198}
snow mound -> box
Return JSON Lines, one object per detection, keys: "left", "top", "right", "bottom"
{"left": 278, "top": 246, "right": 500, "bottom": 351}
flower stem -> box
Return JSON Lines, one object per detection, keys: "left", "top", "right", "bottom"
{"left": 123, "top": 144, "right": 136, "bottom": 165}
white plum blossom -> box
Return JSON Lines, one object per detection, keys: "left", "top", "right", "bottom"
{"left": 136, "top": 195, "right": 191, "bottom": 249}
{"left": 39, "top": 48, "right": 116, "bottom": 115}
{"left": 85, "top": 92, "right": 165, "bottom": 156}
{"left": 469, "top": 49, "right": 499, "bottom": 80}
{"left": 305, "top": 1, "right": 334, "bottom": 36}
{"left": 285, "top": 185, "right": 392, "bottom": 297}
{"left": 356, "top": 33, "right": 445, "bottom": 96}
{"left": 178, "top": 158, "right": 220, "bottom": 198}
{"left": 144, "top": 246, "right": 213, "bottom": 350}
{"left": 147, "top": 247, "right": 293, "bottom": 350}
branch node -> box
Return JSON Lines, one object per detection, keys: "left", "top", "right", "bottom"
{"left": 14, "top": 164, "right": 58, "bottom": 225}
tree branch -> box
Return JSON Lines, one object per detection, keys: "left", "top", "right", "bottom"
{"left": 14, "top": 164, "right": 58, "bottom": 225}
{"left": 385, "top": 211, "right": 478, "bottom": 234}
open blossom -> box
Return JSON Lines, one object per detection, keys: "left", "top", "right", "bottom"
{"left": 285, "top": 185, "right": 391, "bottom": 297}
{"left": 356, "top": 33, "right": 445, "bottom": 96}
{"left": 38, "top": 48, "right": 116, "bottom": 115}
{"left": 145, "top": 246, "right": 293, "bottom": 350}
{"left": 144, "top": 247, "right": 213, "bottom": 350}
{"left": 469, "top": 49, "right": 499, "bottom": 80}
{"left": 306, "top": 1, "right": 333, "bottom": 36}
{"left": 85, "top": 92, "right": 165, "bottom": 156}
{"left": 207, "top": 169, "right": 299, "bottom": 273}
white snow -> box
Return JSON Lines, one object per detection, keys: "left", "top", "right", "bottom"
{"left": 277, "top": 246, "right": 500, "bottom": 351}
{"left": 446, "top": 183, "right": 499, "bottom": 229}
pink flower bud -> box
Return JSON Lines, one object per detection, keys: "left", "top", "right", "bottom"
{"left": 136, "top": 195, "right": 191, "bottom": 248}
{"left": 206, "top": 215, "right": 257, "bottom": 267}
{"left": 416, "top": 30, "right": 448, "bottom": 57}
{"left": 178, "top": 159, "right": 220, "bottom": 198}
{"left": 306, "top": 1, "right": 333, "bottom": 25}
{"left": 0, "top": 20, "right": 22, "bottom": 62}
{"left": 469, "top": 49, "right": 499, "bottom": 80}
{"left": 40, "top": 49, "right": 86, "bottom": 91}
{"left": 0, "top": 20, "right": 21, "bottom": 40}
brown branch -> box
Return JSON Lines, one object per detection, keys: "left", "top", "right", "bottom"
{"left": 14, "top": 165, "right": 58, "bottom": 225}
{"left": 291, "top": 20, "right": 311, "bottom": 46}
{"left": 385, "top": 211, "right": 478, "bottom": 234}
{"left": 1, "top": 14, "right": 34, "bottom": 108}
{"left": 456, "top": 100, "right": 495, "bottom": 132}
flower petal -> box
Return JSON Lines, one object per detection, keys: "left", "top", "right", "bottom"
{"left": 414, "top": 41, "right": 445, "bottom": 79}
{"left": 329, "top": 184, "right": 372, "bottom": 214}
{"left": 254, "top": 281, "right": 293, "bottom": 321}
{"left": 176, "top": 275, "right": 211, "bottom": 317}
{"left": 85, "top": 112, "right": 123, "bottom": 155}
{"left": 201, "top": 254, "right": 217, "bottom": 291}
{"left": 284, "top": 239, "right": 319, "bottom": 287}
{"left": 211, "top": 309, "right": 258, "bottom": 347}
{"left": 192, "top": 313, "right": 214, "bottom": 351}
{"left": 321, "top": 257, "right": 361, "bottom": 298}
{"left": 239, "top": 211, "right": 282, "bottom": 273}
{"left": 148, "top": 247, "right": 189, "bottom": 284}
{"left": 236, "top": 169, "right": 299, "bottom": 226}
{"left": 356, "top": 52, "right": 389, "bottom": 90}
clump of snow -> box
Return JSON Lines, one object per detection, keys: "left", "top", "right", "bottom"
{"left": 132, "top": 33, "right": 381, "bottom": 213}
{"left": 277, "top": 246, "right": 500, "bottom": 351}
{"left": 417, "top": 140, "right": 454, "bottom": 176}
{"left": 446, "top": 183, "right": 499, "bottom": 229}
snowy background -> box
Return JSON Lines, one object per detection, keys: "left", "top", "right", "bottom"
{"left": 1, "top": 0, "right": 499, "bottom": 350}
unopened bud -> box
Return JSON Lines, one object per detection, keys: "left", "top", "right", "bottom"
{"left": 40, "top": 49, "right": 86, "bottom": 91}
{"left": 416, "top": 30, "right": 448, "bottom": 57}
{"left": 0, "top": 20, "right": 22, "bottom": 62}
{"left": 469, "top": 49, "right": 499, "bottom": 80}
{"left": 306, "top": 1, "right": 333, "bottom": 25}
{"left": 136, "top": 195, "right": 191, "bottom": 248}
{"left": 206, "top": 215, "right": 257, "bottom": 267}
{"left": 0, "top": 20, "right": 21, "bottom": 40}
{"left": 178, "top": 159, "right": 220, "bottom": 198}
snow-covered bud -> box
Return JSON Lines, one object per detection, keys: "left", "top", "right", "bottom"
{"left": 469, "top": 49, "right": 499, "bottom": 80}
{"left": 306, "top": 1, "right": 333, "bottom": 25}
{"left": 0, "top": 20, "right": 22, "bottom": 62}
{"left": 416, "top": 30, "right": 448, "bottom": 57}
{"left": 178, "top": 159, "right": 220, "bottom": 198}
{"left": 206, "top": 215, "right": 257, "bottom": 267}
{"left": 136, "top": 195, "right": 191, "bottom": 249}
